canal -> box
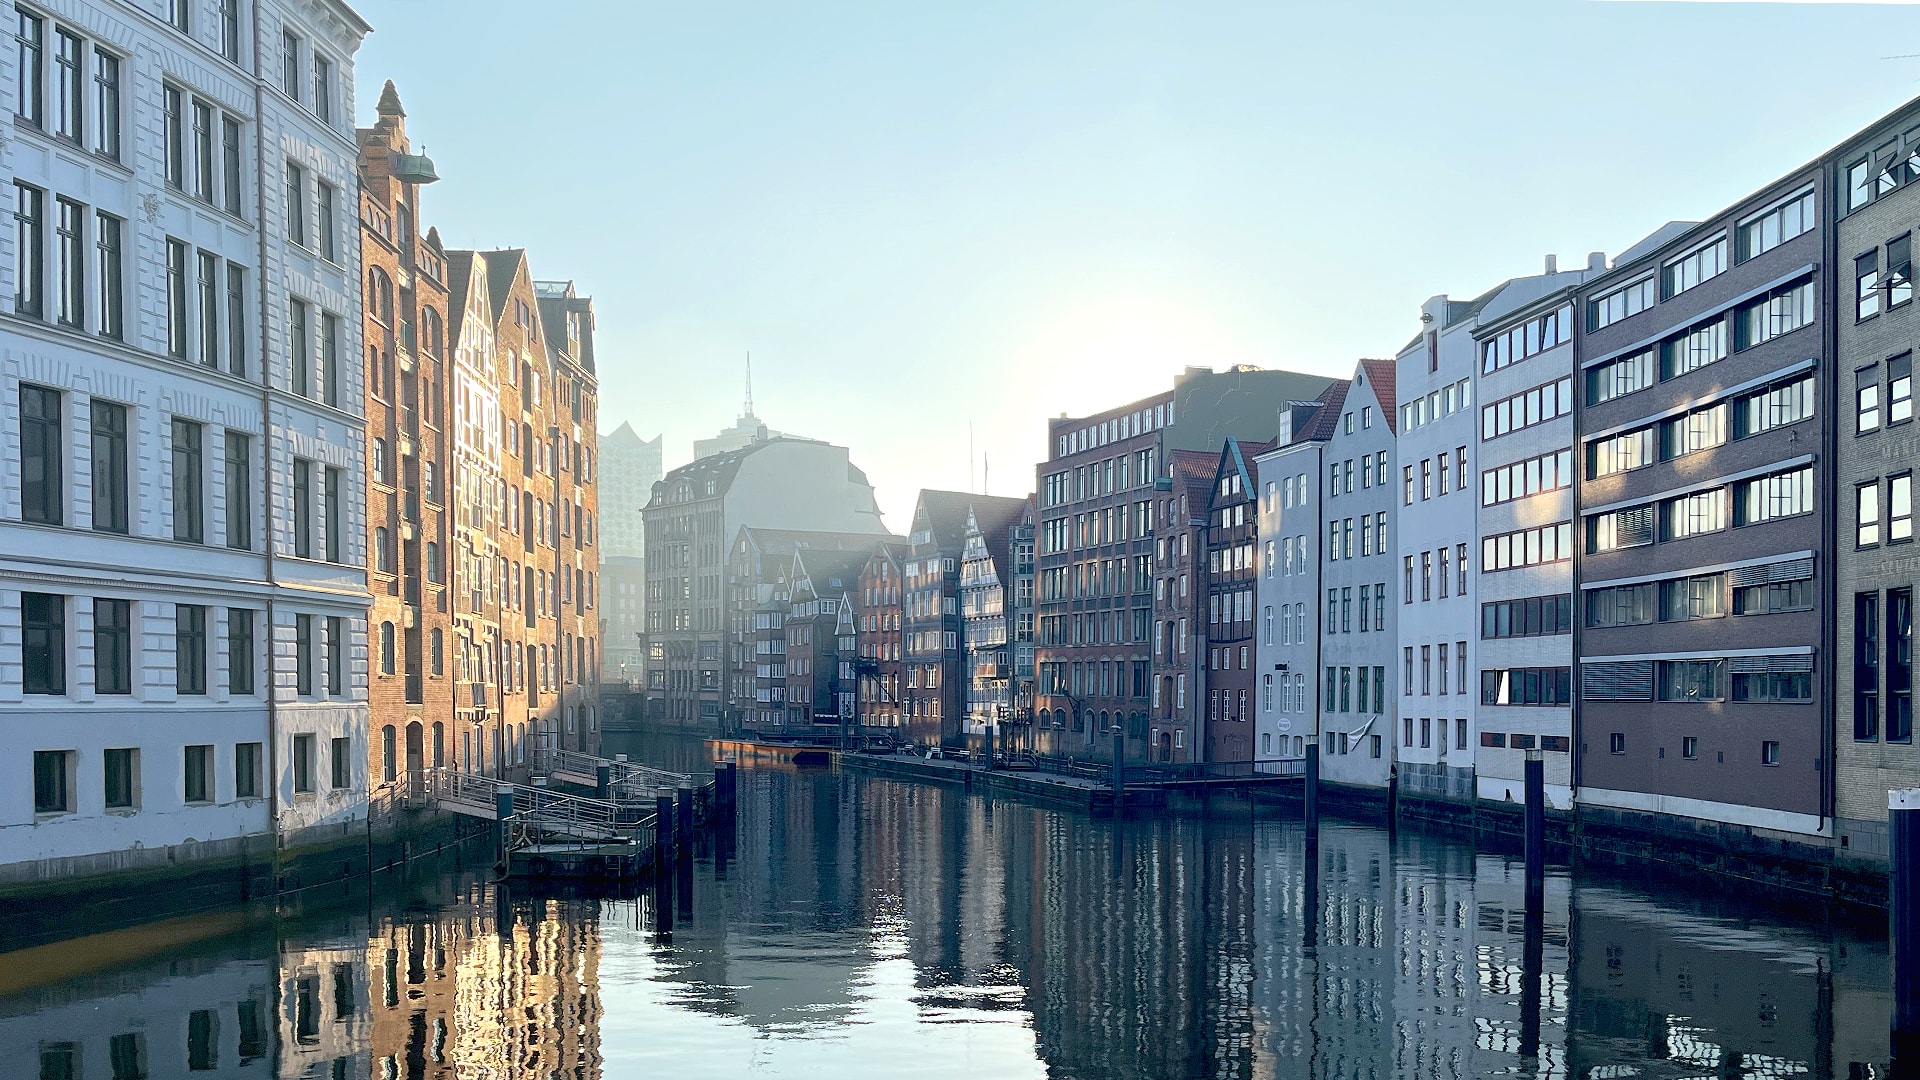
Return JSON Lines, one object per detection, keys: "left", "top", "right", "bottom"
{"left": 0, "top": 733, "right": 1898, "bottom": 1078}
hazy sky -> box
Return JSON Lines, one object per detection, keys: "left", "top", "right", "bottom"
{"left": 355, "top": 0, "right": 1920, "bottom": 528}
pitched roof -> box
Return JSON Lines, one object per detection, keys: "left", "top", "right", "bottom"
{"left": 1292, "top": 379, "right": 1352, "bottom": 443}
{"left": 1167, "top": 449, "right": 1217, "bottom": 523}
{"left": 910, "top": 490, "right": 1027, "bottom": 554}
{"left": 1357, "top": 359, "right": 1398, "bottom": 434}
{"left": 444, "top": 250, "right": 478, "bottom": 345}
{"left": 793, "top": 547, "right": 877, "bottom": 597}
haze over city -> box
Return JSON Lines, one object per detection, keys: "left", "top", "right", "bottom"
{"left": 356, "top": 0, "right": 1920, "bottom": 525}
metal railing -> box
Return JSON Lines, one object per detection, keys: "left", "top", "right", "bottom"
{"left": 527, "top": 747, "right": 692, "bottom": 804}
{"left": 412, "top": 767, "right": 648, "bottom": 845}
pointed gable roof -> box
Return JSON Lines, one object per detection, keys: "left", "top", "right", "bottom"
{"left": 1292, "top": 379, "right": 1352, "bottom": 443}
{"left": 1357, "top": 359, "right": 1399, "bottom": 434}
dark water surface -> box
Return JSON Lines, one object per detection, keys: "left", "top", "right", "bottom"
{"left": 0, "top": 732, "right": 1897, "bottom": 1078}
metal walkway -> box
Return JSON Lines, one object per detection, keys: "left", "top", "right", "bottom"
{"left": 529, "top": 747, "right": 691, "bottom": 803}
{"left": 406, "top": 768, "right": 653, "bottom": 849}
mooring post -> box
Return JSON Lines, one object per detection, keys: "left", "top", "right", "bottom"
{"left": 1524, "top": 750, "right": 1545, "bottom": 907}
{"left": 676, "top": 783, "right": 694, "bottom": 849}
{"left": 1304, "top": 743, "right": 1320, "bottom": 834}
{"left": 1893, "top": 788, "right": 1920, "bottom": 1061}
{"left": 721, "top": 762, "right": 737, "bottom": 824}
{"left": 985, "top": 724, "right": 995, "bottom": 771}
{"left": 1111, "top": 731, "right": 1125, "bottom": 811}
{"left": 655, "top": 794, "right": 674, "bottom": 865}
{"left": 495, "top": 789, "right": 515, "bottom": 869}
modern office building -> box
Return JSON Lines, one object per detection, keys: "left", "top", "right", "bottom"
{"left": 1468, "top": 264, "right": 1598, "bottom": 810}
{"left": 2, "top": 0, "right": 373, "bottom": 886}
{"left": 597, "top": 421, "right": 661, "bottom": 685}
{"left": 1573, "top": 177, "right": 1828, "bottom": 840}
{"left": 1035, "top": 365, "right": 1332, "bottom": 764}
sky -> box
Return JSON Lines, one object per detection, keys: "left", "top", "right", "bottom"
{"left": 353, "top": 0, "right": 1920, "bottom": 528}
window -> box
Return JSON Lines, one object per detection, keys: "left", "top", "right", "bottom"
{"left": 104, "top": 746, "right": 135, "bottom": 809}
{"left": 1761, "top": 740, "right": 1781, "bottom": 766}
{"left": 1660, "top": 489, "right": 1726, "bottom": 542}
{"left": 34, "top": 749, "right": 70, "bottom": 813}
{"left": 292, "top": 459, "right": 312, "bottom": 558}
{"left": 1662, "top": 235, "right": 1727, "bottom": 299}
{"left": 323, "top": 466, "right": 342, "bottom": 562}
{"left": 235, "top": 741, "right": 261, "bottom": 799}
{"left": 1660, "top": 574, "right": 1725, "bottom": 622}
{"left": 176, "top": 604, "right": 206, "bottom": 694}
{"left": 1732, "top": 661, "right": 1814, "bottom": 704}
{"left": 218, "top": 0, "right": 239, "bottom": 61}
{"left": 1859, "top": 251, "right": 1882, "bottom": 320}
{"left": 284, "top": 163, "right": 305, "bottom": 245}
{"left": 1480, "top": 305, "right": 1573, "bottom": 373}
{"left": 166, "top": 237, "right": 188, "bottom": 357}
{"left": 91, "top": 46, "right": 118, "bottom": 159}
{"left": 1609, "top": 733, "right": 1626, "bottom": 755}
{"left": 54, "top": 197, "right": 82, "bottom": 328}
{"left": 224, "top": 263, "right": 246, "bottom": 373}
{"left": 94, "top": 596, "right": 130, "bottom": 694}
{"left": 1735, "top": 577, "right": 1813, "bottom": 616}
{"left": 1481, "top": 522, "right": 1573, "bottom": 571}
{"left": 1657, "top": 659, "right": 1723, "bottom": 702}
{"left": 1661, "top": 320, "right": 1727, "bottom": 380}
{"left": 19, "top": 384, "right": 62, "bottom": 525}
{"left": 1661, "top": 404, "right": 1726, "bottom": 461}
{"left": 184, "top": 744, "right": 213, "bottom": 803}
{"left": 316, "top": 181, "right": 336, "bottom": 260}
{"left": 1588, "top": 276, "right": 1654, "bottom": 331}
{"left": 330, "top": 735, "right": 353, "bottom": 789}
{"left": 1893, "top": 588, "right": 1914, "bottom": 743}
{"left": 222, "top": 116, "right": 242, "bottom": 216}
{"left": 15, "top": 182, "right": 44, "bottom": 316}
{"left": 227, "top": 608, "right": 254, "bottom": 695}
{"left": 1736, "top": 279, "right": 1815, "bottom": 350}
{"left": 1735, "top": 466, "right": 1813, "bottom": 526}
{"left": 1480, "top": 667, "right": 1572, "bottom": 706}
{"left": 1588, "top": 349, "right": 1655, "bottom": 405}
{"left": 1737, "top": 186, "right": 1813, "bottom": 260}
{"left": 1893, "top": 235, "right": 1913, "bottom": 307}
{"left": 325, "top": 616, "right": 344, "bottom": 695}
{"left": 281, "top": 30, "right": 301, "bottom": 99}
{"left": 22, "top": 591, "right": 65, "bottom": 694}
{"left": 1862, "top": 370, "right": 1884, "bottom": 433}
{"left": 16, "top": 8, "right": 43, "bottom": 127}
{"left": 1896, "top": 475, "right": 1915, "bottom": 542}
{"left": 311, "top": 53, "right": 331, "bottom": 122}
{"left": 1481, "top": 377, "right": 1573, "bottom": 440}
{"left": 1484, "top": 448, "right": 1573, "bottom": 504}
{"left": 192, "top": 98, "right": 213, "bottom": 201}
{"left": 225, "top": 433, "right": 252, "bottom": 550}
{"left": 1860, "top": 481, "right": 1882, "bottom": 547}
{"left": 1587, "top": 426, "right": 1655, "bottom": 479}
{"left": 1860, "top": 592, "right": 1883, "bottom": 741}
{"left": 379, "top": 622, "right": 395, "bottom": 675}
{"left": 164, "top": 84, "right": 186, "bottom": 188}
{"left": 1483, "top": 594, "right": 1574, "bottom": 638}
{"left": 95, "top": 210, "right": 121, "bottom": 339}
{"left": 89, "top": 399, "right": 127, "bottom": 534}
{"left": 292, "top": 734, "right": 315, "bottom": 794}
{"left": 295, "top": 614, "right": 314, "bottom": 696}
{"left": 1736, "top": 374, "right": 1814, "bottom": 438}
{"left": 169, "top": 418, "right": 204, "bottom": 543}
{"left": 288, "top": 297, "right": 309, "bottom": 396}
{"left": 167, "top": 0, "right": 188, "bottom": 31}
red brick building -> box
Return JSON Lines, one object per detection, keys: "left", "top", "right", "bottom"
{"left": 1147, "top": 450, "right": 1214, "bottom": 764}
{"left": 1204, "top": 437, "right": 1270, "bottom": 763}
{"left": 856, "top": 543, "right": 907, "bottom": 730}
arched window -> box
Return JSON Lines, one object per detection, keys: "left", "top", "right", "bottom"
{"left": 379, "top": 621, "right": 395, "bottom": 675}
{"left": 381, "top": 725, "right": 396, "bottom": 783}
{"left": 429, "top": 627, "right": 443, "bottom": 676}
{"left": 368, "top": 268, "right": 394, "bottom": 325}
{"left": 423, "top": 307, "right": 442, "bottom": 356}
{"left": 373, "top": 527, "right": 391, "bottom": 573}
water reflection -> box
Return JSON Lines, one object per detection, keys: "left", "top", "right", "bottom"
{"left": 0, "top": 736, "right": 1898, "bottom": 1079}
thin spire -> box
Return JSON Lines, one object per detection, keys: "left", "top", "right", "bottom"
{"left": 744, "top": 352, "right": 755, "bottom": 417}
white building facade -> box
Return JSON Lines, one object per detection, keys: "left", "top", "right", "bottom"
{"left": 1472, "top": 265, "right": 1596, "bottom": 809}
{"left": 1392, "top": 298, "right": 1483, "bottom": 806}
{"left": 1253, "top": 407, "right": 1327, "bottom": 768}
{"left": 1317, "top": 363, "right": 1398, "bottom": 792}
{"left": 1, "top": 0, "right": 371, "bottom": 883}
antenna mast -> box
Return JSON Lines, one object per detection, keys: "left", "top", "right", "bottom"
{"left": 744, "top": 352, "right": 755, "bottom": 417}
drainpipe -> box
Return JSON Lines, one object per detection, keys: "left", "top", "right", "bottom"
{"left": 250, "top": 0, "right": 281, "bottom": 885}
{"left": 1821, "top": 158, "right": 1839, "bottom": 837}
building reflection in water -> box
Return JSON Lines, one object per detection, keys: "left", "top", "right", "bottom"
{"left": 0, "top": 754, "right": 1903, "bottom": 1079}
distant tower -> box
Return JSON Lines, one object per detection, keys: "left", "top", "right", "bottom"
{"left": 744, "top": 352, "right": 755, "bottom": 418}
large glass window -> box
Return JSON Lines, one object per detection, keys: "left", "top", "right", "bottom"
{"left": 1657, "top": 659, "right": 1723, "bottom": 702}
{"left": 1738, "top": 186, "right": 1813, "bottom": 259}
{"left": 94, "top": 211, "right": 120, "bottom": 339}
{"left": 1736, "top": 374, "right": 1814, "bottom": 438}
{"left": 225, "top": 432, "right": 251, "bottom": 550}
{"left": 1736, "top": 279, "right": 1816, "bottom": 350}
{"left": 22, "top": 591, "right": 65, "bottom": 695}
{"left": 1588, "top": 277, "right": 1655, "bottom": 331}
{"left": 1662, "top": 235, "right": 1727, "bottom": 299}
{"left": 171, "top": 418, "right": 203, "bottom": 543}
{"left": 176, "top": 603, "right": 206, "bottom": 694}
{"left": 1891, "top": 588, "right": 1913, "bottom": 742}
{"left": 93, "top": 596, "right": 130, "bottom": 694}
{"left": 15, "top": 182, "right": 43, "bottom": 316}
{"left": 54, "top": 196, "right": 82, "bottom": 328}
{"left": 91, "top": 47, "right": 118, "bottom": 159}
{"left": 19, "top": 383, "right": 62, "bottom": 525}
{"left": 89, "top": 398, "right": 127, "bottom": 534}
{"left": 1661, "top": 320, "right": 1727, "bottom": 379}
{"left": 1860, "top": 592, "right": 1883, "bottom": 740}
{"left": 1735, "top": 466, "right": 1813, "bottom": 526}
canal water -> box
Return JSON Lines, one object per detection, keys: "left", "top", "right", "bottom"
{"left": 0, "top": 732, "right": 1898, "bottom": 1079}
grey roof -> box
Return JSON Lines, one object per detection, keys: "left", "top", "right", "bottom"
{"left": 1613, "top": 221, "right": 1701, "bottom": 268}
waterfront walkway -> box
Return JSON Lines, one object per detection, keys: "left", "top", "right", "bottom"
{"left": 833, "top": 750, "right": 1300, "bottom": 812}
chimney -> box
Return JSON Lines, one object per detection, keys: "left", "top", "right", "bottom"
{"left": 1544, "top": 254, "right": 1557, "bottom": 275}
{"left": 1587, "top": 251, "right": 1607, "bottom": 272}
